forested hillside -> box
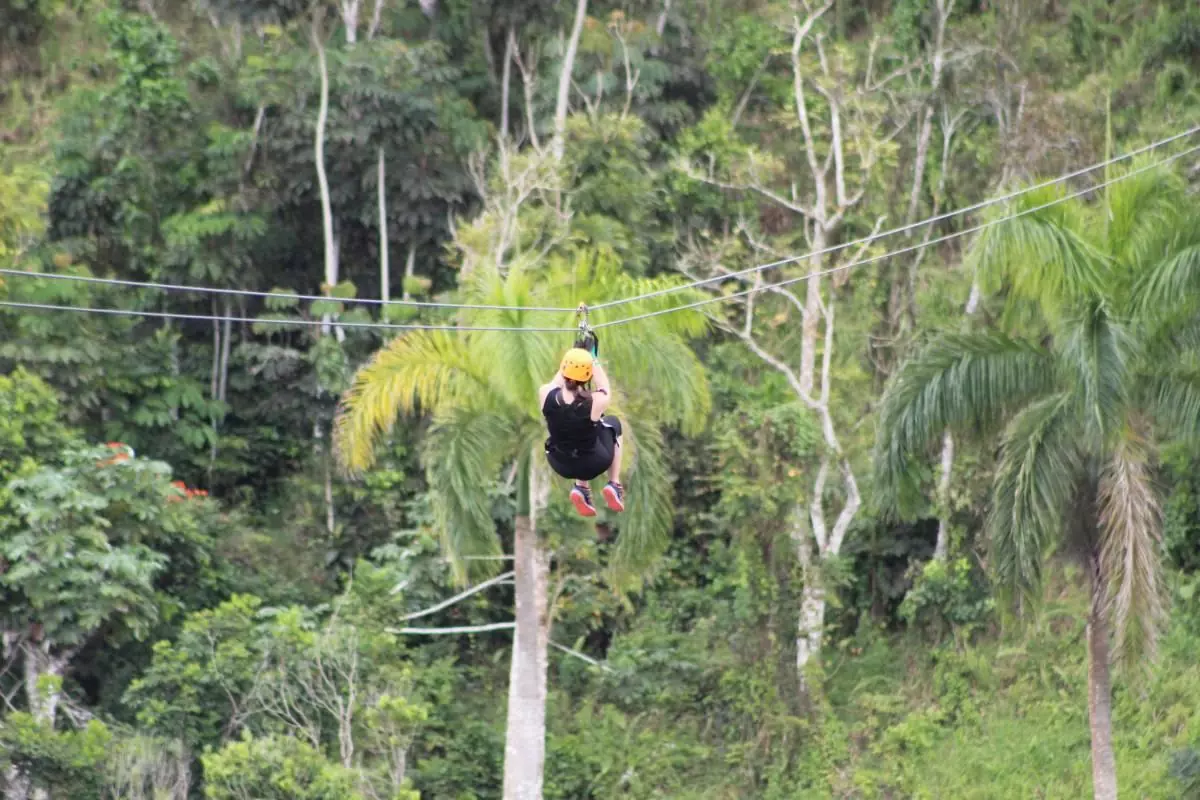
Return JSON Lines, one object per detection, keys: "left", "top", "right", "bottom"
{"left": 2, "top": 0, "right": 1200, "bottom": 797}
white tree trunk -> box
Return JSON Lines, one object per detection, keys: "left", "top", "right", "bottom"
{"left": 500, "top": 27, "right": 514, "bottom": 141}
{"left": 402, "top": 244, "right": 415, "bottom": 303}
{"left": 933, "top": 430, "right": 954, "bottom": 560}
{"left": 798, "top": 224, "right": 826, "bottom": 397}
{"left": 5, "top": 642, "right": 70, "bottom": 800}
{"left": 1087, "top": 554, "right": 1118, "bottom": 800}
{"left": 502, "top": 459, "right": 551, "bottom": 800}
{"left": 313, "top": 24, "right": 338, "bottom": 335}
{"left": 378, "top": 147, "right": 390, "bottom": 321}
{"left": 24, "top": 642, "right": 66, "bottom": 726}
{"left": 794, "top": 525, "right": 826, "bottom": 674}
{"left": 4, "top": 769, "right": 31, "bottom": 800}
{"left": 367, "top": 0, "right": 385, "bottom": 39}
{"left": 341, "top": 0, "right": 361, "bottom": 44}
{"left": 552, "top": 0, "right": 588, "bottom": 162}
{"left": 797, "top": 584, "right": 826, "bottom": 673}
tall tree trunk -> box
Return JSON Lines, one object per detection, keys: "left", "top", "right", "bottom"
{"left": 933, "top": 430, "right": 954, "bottom": 560}
{"left": 500, "top": 27, "right": 514, "bottom": 141}
{"left": 4, "top": 768, "right": 31, "bottom": 800}
{"left": 210, "top": 304, "right": 221, "bottom": 401}
{"left": 8, "top": 641, "right": 70, "bottom": 800}
{"left": 218, "top": 302, "right": 232, "bottom": 404}
{"left": 503, "top": 458, "right": 551, "bottom": 800}
{"left": 1087, "top": 555, "right": 1118, "bottom": 800}
{"left": 552, "top": 0, "right": 588, "bottom": 162}
{"left": 798, "top": 224, "right": 826, "bottom": 397}
{"left": 797, "top": 583, "right": 827, "bottom": 675}
{"left": 312, "top": 22, "right": 338, "bottom": 336}
{"left": 794, "top": 523, "right": 826, "bottom": 676}
{"left": 367, "top": 0, "right": 385, "bottom": 39}
{"left": 341, "top": 0, "right": 360, "bottom": 44}
{"left": 378, "top": 147, "right": 390, "bottom": 321}
{"left": 24, "top": 643, "right": 65, "bottom": 726}
{"left": 402, "top": 244, "right": 415, "bottom": 302}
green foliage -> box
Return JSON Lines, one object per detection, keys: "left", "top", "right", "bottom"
{"left": 4, "top": 0, "right": 1200, "bottom": 796}
{"left": 2, "top": 445, "right": 179, "bottom": 648}
{"left": 202, "top": 733, "right": 367, "bottom": 800}
{"left": 0, "top": 713, "right": 112, "bottom": 796}
{"left": 0, "top": 367, "right": 77, "bottom": 487}
{"left": 899, "top": 557, "right": 994, "bottom": 642}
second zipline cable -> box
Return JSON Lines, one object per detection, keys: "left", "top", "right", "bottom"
{"left": 593, "top": 143, "right": 1200, "bottom": 330}
{"left": 590, "top": 124, "right": 1200, "bottom": 312}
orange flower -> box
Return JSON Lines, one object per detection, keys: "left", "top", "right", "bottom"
{"left": 98, "top": 442, "right": 133, "bottom": 467}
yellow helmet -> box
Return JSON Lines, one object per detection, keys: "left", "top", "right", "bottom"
{"left": 560, "top": 348, "right": 594, "bottom": 382}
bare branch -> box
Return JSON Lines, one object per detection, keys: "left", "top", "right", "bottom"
{"left": 827, "top": 455, "right": 861, "bottom": 555}
{"left": 731, "top": 53, "right": 772, "bottom": 128}
{"left": 810, "top": 458, "right": 829, "bottom": 551}
{"left": 681, "top": 159, "right": 814, "bottom": 219}
{"left": 388, "top": 622, "right": 517, "bottom": 635}
{"left": 550, "top": 641, "right": 615, "bottom": 672}
{"left": 553, "top": 0, "right": 589, "bottom": 161}
{"left": 610, "top": 24, "right": 641, "bottom": 118}
{"left": 398, "top": 571, "right": 515, "bottom": 621}
{"left": 790, "top": 4, "right": 833, "bottom": 208}
{"left": 512, "top": 36, "right": 542, "bottom": 151}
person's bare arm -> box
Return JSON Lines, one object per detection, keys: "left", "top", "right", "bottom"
{"left": 538, "top": 371, "right": 566, "bottom": 410}
{"left": 589, "top": 361, "right": 612, "bottom": 420}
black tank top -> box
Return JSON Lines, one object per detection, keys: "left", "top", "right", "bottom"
{"left": 543, "top": 388, "right": 599, "bottom": 454}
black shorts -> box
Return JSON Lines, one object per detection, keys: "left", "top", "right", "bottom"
{"left": 545, "top": 417, "right": 622, "bottom": 481}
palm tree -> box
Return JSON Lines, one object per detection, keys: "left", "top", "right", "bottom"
{"left": 334, "top": 248, "right": 710, "bottom": 800}
{"left": 874, "top": 159, "right": 1200, "bottom": 800}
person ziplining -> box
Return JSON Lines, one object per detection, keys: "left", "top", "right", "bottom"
{"left": 538, "top": 304, "right": 625, "bottom": 517}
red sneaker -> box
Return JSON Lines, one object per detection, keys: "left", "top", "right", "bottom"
{"left": 570, "top": 485, "right": 597, "bottom": 517}
{"left": 602, "top": 482, "right": 625, "bottom": 512}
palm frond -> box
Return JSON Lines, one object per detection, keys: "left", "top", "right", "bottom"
{"left": 1143, "top": 361, "right": 1200, "bottom": 444}
{"left": 970, "top": 185, "right": 1106, "bottom": 316}
{"left": 1057, "top": 301, "right": 1135, "bottom": 445}
{"left": 874, "top": 331, "right": 1058, "bottom": 511}
{"left": 1097, "top": 422, "right": 1166, "bottom": 668}
{"left": 1103, "top": 156, "right": 1187, "bottom": 266}
{"left": 542, "top": 248, "right": 713, "bottom": 435}
{"left": 423, "top": 407, "right": 516, "bottom": 584}
{"left": 334, "top": 331, "right": 491, "bottom": 474}
{"left": 602, "top": 332, "right": 711, "bottom": 436}
{"left": 988, "top": 393, "right": 1082, "bottom": 598}
{"left": 475, "top": 326, "right": 560, "bottom": 413}
{"left": 1132, "top": 241, "right": 1200, "bottom": 317}
{"left": 605, "top": 417, "right": 675, "bottom": 592}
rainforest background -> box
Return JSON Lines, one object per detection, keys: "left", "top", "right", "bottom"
{"left": 1, "top": 0, "right": 1200, "bottom": 796}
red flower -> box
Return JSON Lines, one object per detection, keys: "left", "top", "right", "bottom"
{"left": 98, "top": 442, "right": 133, "bottom": 467}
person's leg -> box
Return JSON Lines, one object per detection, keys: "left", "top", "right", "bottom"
{"left": 607, "top": 437, "right": 622, "bottom": 484}
{"left": 549, "top": 446, "right": 596, "bottom": 517}
{"left": 600, "top": 418, "right": 625, "bottom": 512}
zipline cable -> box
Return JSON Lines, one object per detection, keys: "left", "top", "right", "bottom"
{"left": 6, "top": 144, "right": 1194, "bottom": 336}
{"left": 4, "top": 127, "right": 1195, "bottom": 317}
{"left": 593, "top": 142, "right": 1200, "bottom": 330}
{"left": 0, "top": 301, "right": 578, "bottom": 333}
{"left": 4, "top": 136, "right": 1196, "bottom": 334}
{"left": 590, "top": 124, "right": 1200, "bottom": 312}
{"left": 0, "top": 268, "right": 575, "bottom": 314}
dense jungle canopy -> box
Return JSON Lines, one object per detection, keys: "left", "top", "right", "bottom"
{"left": 1, "top": 0, "right": 1200, "bottom": 797}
